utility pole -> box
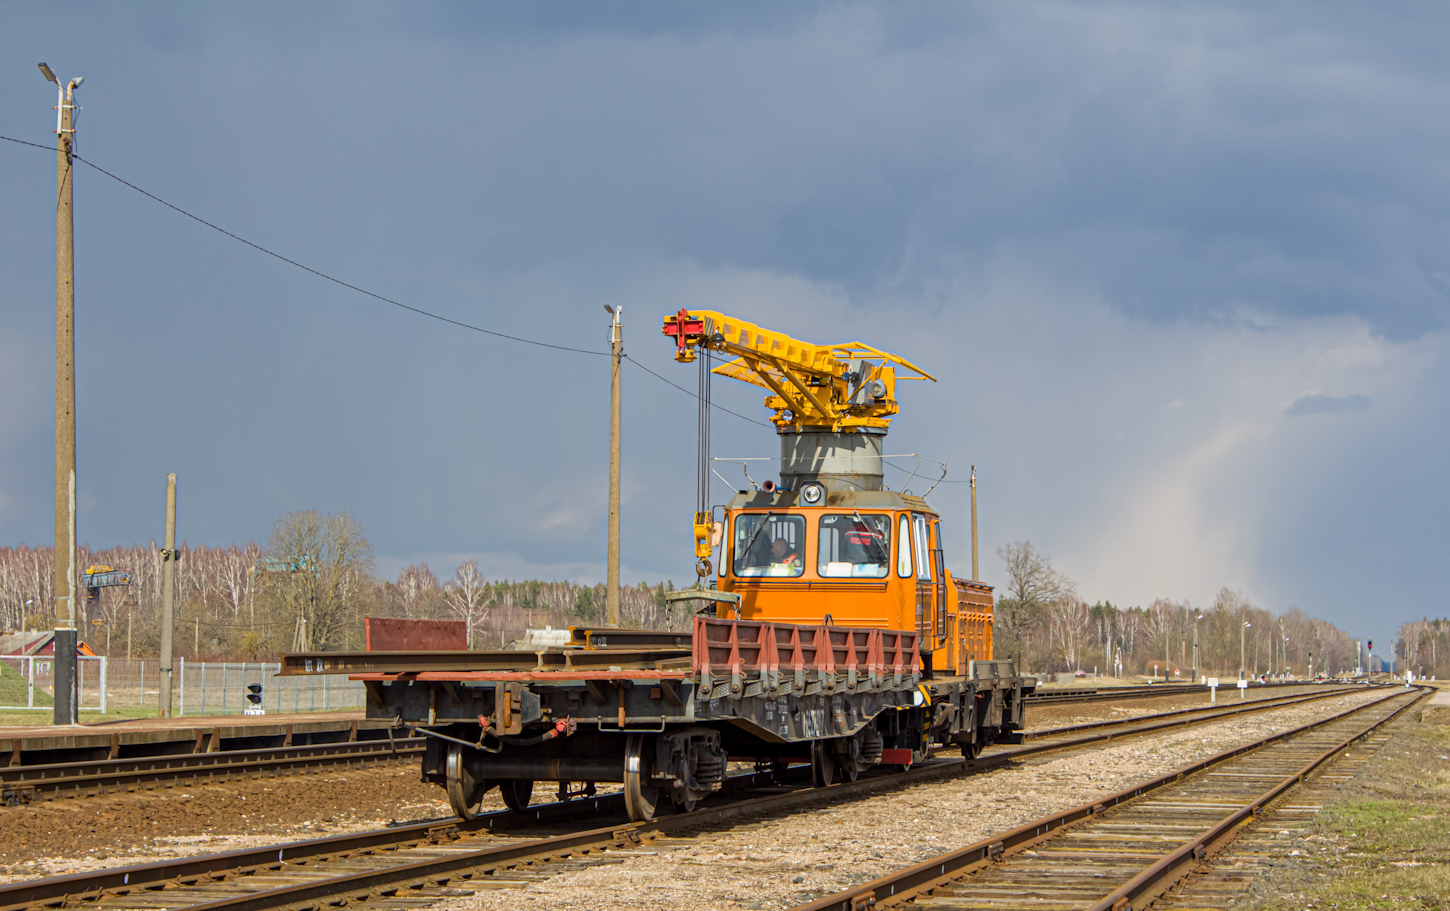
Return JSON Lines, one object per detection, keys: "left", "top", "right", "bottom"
{"left": 1192, "top": 614, "right": 1201, "bottom": 683}
{"left": 41, "top": 63, "right": 82, "bottom": 726}
{"left": 158, "top": 474, "right": 178, "bottom": 717}
{"left": 969, "top": 466, "right": 979, "bottom": 581}
{"left": 604, "top": 306, "right": 623, "bottom": 627}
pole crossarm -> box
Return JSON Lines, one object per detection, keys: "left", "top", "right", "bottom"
{"left": 661, "top": 308, "right": 935, "bottom": 432}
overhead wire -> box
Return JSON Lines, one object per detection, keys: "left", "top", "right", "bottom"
{"left": 1, "top": 132, "right": 605, "bottom": 357}
{"left": 2, "top": 132, "right": 950, "bottom": 443}
{"left": 622, "top": 354, "right": 770, "bottom": 427}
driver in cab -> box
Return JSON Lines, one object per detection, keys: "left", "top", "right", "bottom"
{"left": 769, "top": 537, "right": 800, "bottom": 574}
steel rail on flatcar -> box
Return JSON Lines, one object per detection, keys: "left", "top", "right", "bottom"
{"left": 0, "top": 684, "right": 1370, "bottom": 911}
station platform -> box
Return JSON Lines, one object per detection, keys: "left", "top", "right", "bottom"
{"left": 0, "top": 711, "right": 397, "bottom": 766}
{"left": 1417, "top": 686, "right": 1450, "bottom": 724}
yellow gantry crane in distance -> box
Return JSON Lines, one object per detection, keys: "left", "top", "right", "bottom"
{"left": 662, "top": 308, "right": 936, "bottom": 433}
{"left": 662, "top": 308, "right": 936, "bottom": 570}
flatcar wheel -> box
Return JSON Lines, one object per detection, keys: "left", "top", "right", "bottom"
{"left": 445, "top": 742, "right": 483, "bottom": 820}
{"left": 500, "top": 778, "right": 533, "bottom": 812}
{"left": 623, "top": 733, "right": 660, "bottom": 822}
{"left": 810, "top": 739, "right": 835, "bottom": 787}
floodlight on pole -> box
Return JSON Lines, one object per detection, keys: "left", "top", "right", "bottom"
{"left": 40, "top": 63, "right": 65, "bottom": 134}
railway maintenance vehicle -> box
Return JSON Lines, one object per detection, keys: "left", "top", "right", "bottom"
{"left": 281, "top": 309, "right": 1034, "bottom": 821}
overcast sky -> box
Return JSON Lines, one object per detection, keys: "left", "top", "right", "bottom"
{"left": 2, "top": 2, "right": 1447, "bottom": 649}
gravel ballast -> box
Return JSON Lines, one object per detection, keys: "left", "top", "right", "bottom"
{"left": 447, "top": 689, "right": 1388, "bottom": 911}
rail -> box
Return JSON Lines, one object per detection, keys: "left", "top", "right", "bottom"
{"left": 787, "top": 686, "right": 1426, "bottom": 911}
{"left": 0, "top": 736, "right": 423, "bottom": 805}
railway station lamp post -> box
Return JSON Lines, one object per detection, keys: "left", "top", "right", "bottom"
{"left": 41, "top": 61, "right": 83, "bottom": 726}
{"left": 1239, "top": 621, "right": 1251, "bottom": 681}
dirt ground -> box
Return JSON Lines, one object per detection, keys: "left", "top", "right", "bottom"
{"left": 0, "top": 764, "right": 459, "bottom": 879}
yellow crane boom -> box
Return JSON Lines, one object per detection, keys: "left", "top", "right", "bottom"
{"left": 661, "top": 308, "right": 935, "bottom": 433}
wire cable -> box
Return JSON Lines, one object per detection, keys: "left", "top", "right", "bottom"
{"left": 623, "top": 354, "right": 770, "bottom": 427}
{"left": 1, "top": 133, "right": 606, "bottom": 357}
{"left": 3, "top": 132, "right": 801, "bottom": 430}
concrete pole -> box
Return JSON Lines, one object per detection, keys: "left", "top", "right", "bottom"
{"left": 605, "top": 307, "right": 622, "bottom": 627}
{"left": 51, "top": 74, "right": 79, "bottom": 727}
{"left": 1240, "top": 621, "right": 1247, "bottom": 681}
{"left": 969, "top": 466, "right": 979, "bottom": 581}
{"left": 1192, "top": 619, "right": 1199, "bottom": 683}
{"left": 158, "top": 474, "right": 178, "bottom": 717}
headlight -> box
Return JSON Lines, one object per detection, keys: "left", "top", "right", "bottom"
{"left": 800, "top": 483, "right": 824, "bottom": 505}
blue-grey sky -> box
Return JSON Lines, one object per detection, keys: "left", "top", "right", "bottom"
{"left": 2, "top": 2, "right": 1447, "bottom": 650}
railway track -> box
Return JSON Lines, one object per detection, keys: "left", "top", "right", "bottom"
{"left": 790, "top": 685, "right": 1427, "bottom": 911}
{"left": 1025, "top": 680, "right": 1320, "bottom": 705}
{"left": 0, "top": 736, "right": 425, "bottom": 805}
{"left": 0, "top": 685, "right": 1373, "bottom": 911}
{"left": 0, "top": 684, "right": 1327, "bottom": 807}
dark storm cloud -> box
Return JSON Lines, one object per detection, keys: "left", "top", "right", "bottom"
{"left": 2, "top": 1, "right": 1448, "bottom": 651}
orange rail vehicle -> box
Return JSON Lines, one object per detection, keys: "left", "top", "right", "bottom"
{"left": 664, "top": 308, "right": 998, "bottom": 678}
{"left": 280, "top": 309, "right": 1032, "bottom": 823}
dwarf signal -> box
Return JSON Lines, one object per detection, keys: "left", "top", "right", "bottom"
{"left": 244, "top": 683, "right": 265, "bottom": 715}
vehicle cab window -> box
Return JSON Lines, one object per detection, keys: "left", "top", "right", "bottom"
{"left": 913, "top": 513, "right": 933, "bottom": 581}
{"left": 732, "top": 514, "right": 805, "bottom": 578}
{"left": 897, "top": 514, "right": 912, "bottom": 577}
{"left": 817, "top": 513, "right": 891, "bottom": 578}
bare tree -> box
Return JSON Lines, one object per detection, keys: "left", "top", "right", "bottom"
{"left": 997, "top": 541, "right": 1074, "bottom": 610}
{"left": 261, "top": 511, "right": 374, "bottom": 652}
{"left": 445, "top": 561, "right": 491, "bottom": 648}
{"left": 396, "top": 564, "right": 442, "bottom": 619}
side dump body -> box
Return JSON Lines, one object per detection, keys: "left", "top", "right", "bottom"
{"left": 281, "top": 615, "right": 1033, "bottom": 822}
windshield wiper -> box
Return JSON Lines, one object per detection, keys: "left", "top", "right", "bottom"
{"left": 737, "top": 511, "right": 776, "bottom": 566}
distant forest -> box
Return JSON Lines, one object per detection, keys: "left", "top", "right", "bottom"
{"left": 0, "top": 513, "right": 1402, "bottom": 678}
{"left": 0, "top": 511, "right": 678, "bottom": 660}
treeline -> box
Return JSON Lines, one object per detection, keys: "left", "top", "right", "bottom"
{"left": 1396, "top": 618, "right": 1450, "bottom": 679}
{"left": 993, "top": 542, "right": 1361, "bottom": 678}
{"left": 0, "top": 511, "right": 683, "bottom": 660}
{"left": 0, "top": 518, "right": 1369, "bottom": 677}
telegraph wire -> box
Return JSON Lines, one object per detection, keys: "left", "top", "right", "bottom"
{"left": 1, "top": 133, "right": 606, "bottom": 357}
{"left": 622, "top": 354, "right": 770, "bottom": 427}
{"left": 3, "top": 131, "right": 792, "bottom": 428}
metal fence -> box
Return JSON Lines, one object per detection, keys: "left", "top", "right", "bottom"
{"left": 0, "top": 655, "right": 362, "bottom": 716}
